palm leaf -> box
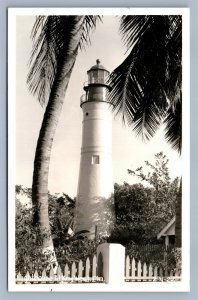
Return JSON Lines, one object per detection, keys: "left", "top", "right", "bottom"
{"left": 27, "top": 15, "right": 101, "bottom": 106}
{"left": 79, "top": 15, "right": 102, "bottom": 50}
{"left": 163, "top": 93, "right": 182, "bottom": 153}
{"left": 108, "top": 15, "right": 182, "bottom": 147}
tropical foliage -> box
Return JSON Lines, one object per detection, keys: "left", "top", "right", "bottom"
{"left": 16, "top": 152, "right": 178, "bottom": 271}
{"left": 108, "top": 16, "right": 182, "bottom": 153}
{"left": 107, "top": 16, "right": 182, "bottom": 247}
{"left": 27, "top": 16, "right": 101, "bottom": 106}
{"left": 16, "top": 189, "right": 102, "bottom": 273}
{"left": 109, "top": 153, "right": 179, "bottom": 244}
{"left": 27, "top": 16, "right": 101, "bottom": 255}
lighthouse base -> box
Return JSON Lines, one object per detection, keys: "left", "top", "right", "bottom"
{"left": 75, "top": 193, "right": 115, "bottom": 240}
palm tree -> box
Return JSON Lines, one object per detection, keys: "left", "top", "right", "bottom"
{"left": 108, "top": 15, "right": 182, "bottom": 248}
{"left": 27, "top": 16, "right": 101, "bottom": 260}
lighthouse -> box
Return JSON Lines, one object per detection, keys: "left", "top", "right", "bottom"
{"left": 75, "top": 59, "right": 115, "bottom": 239}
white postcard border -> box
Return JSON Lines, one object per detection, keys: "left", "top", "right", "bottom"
{"left": 8, "top": 7, "right": 190, "bottom": 292}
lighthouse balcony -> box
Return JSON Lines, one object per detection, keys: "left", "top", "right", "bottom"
{"left": 80, "top": 93, "right": 111, "bottom": 106}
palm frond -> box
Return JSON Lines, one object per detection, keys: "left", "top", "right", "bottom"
{"left": 165, "top": 17, "right": 182, "bottom": 106}
{"left": 107, "top": 52, "right": 141, "bottom": 126}
{"left": 108, "top": 15, "right": 182, "bottom": 144}
{"left": 79, "top": 15, "right": 102, "bottom": 50}
{"left": 119, "top": 15, "right": 152, "bottom": 50}
{"left": 27, "top": 15, "right": 101, "bottom": 106}
{"left": 163, "top": 93, "right": 182, "bottom": 153}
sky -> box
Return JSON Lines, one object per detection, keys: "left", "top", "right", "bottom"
{"left": 16, "top": 16, "right": 182, "bottom": 197}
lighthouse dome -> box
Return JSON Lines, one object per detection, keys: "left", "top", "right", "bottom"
{"left": 89, "top": 59, "right": 109, "bottom": 72}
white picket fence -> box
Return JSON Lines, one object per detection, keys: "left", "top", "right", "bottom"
{"left": 125, "top": 256, "right": 181, "bottom": 282}
{"left": 16, "top": 255, "right": 104, "bottom": 284}
{"left": 16, "top": 250, "right": 182, "bottom": 284}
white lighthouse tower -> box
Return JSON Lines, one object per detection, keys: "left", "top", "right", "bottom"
{"left": 75, "top": 59, "right": 115, "bottom": 239}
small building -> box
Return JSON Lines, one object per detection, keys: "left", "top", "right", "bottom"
{"left": 157, "top": 217, "right": 175, "bottom": 248}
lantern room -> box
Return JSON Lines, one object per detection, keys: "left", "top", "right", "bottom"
{"left": 80, "top": 59, "right": 112, "bottom": 106}
{"left": 87, "top": 59, "right": 109, "bottom": 85}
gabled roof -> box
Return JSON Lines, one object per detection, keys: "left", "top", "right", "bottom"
{"left": 157, "top": 216, "right": 176, "bottom": 239}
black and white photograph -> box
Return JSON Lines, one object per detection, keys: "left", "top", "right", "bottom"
{"left": 8, "top": 7, "right": 190, "bottom": 292}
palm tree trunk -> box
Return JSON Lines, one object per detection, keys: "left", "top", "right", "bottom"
{"left": 32, "top": 17, "right": 84, "bottom": 262}
{"left": 175, "top": 178, "right": 182, "bottom": 248}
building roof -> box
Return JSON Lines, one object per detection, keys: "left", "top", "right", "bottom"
{"left": 157, "top": 216, "right": 176, "bottom": 239}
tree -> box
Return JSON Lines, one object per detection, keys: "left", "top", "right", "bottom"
{"left": 111, "top": 154, "right": 178, "bottom": 245}
{"left": 112, "top": 182, "right": 153, "bottom": 244}
{"left": 108, "top": 16, "right": 182, "bottom": 247}
{"left": 128, "top": 152, "right": 179, "bottom": 233}
{"left": 128, "top": 152, "right": 179, "bottom": 218}
{"left": 27, "top": 16, "right": 101, "bottom": 259}
{"left": 15, "top": 188, "right": 96, "bottom": 272}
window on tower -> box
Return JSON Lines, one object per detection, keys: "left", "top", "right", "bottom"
{"left": 92, "top": 155, "right": 100, "bottom": 164}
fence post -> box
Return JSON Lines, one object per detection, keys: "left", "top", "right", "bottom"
{"left": 97, "top": 243, "right": 125, "bottom": 284}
